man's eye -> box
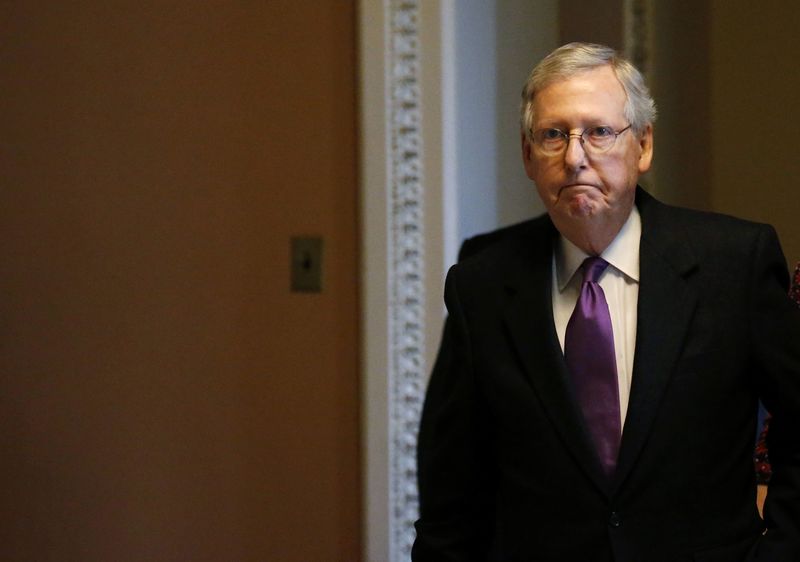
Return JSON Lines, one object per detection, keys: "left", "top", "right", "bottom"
{"left": 542, "top": 129, "right": 564, "bottom": 140}
{"left": 588, "top": 126, "right": 614, "bottom": 138}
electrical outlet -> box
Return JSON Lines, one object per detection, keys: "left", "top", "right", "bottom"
{"left": 290, "top": 236, "right": 323, "bottom": 292}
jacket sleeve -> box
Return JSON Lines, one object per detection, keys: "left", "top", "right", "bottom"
{"left": 748, "top": 225, "right": 800, "bottom": 561}
{"left": 412, "top": 266, "right": 495, "bottom": 561}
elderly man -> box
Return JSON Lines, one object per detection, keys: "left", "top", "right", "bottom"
{"left": 413, "top": 43, "right": 800, "bottom": 562}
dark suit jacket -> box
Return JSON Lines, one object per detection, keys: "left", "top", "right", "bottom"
{"left": 413, "top": 188, "right": 800, "bottom": 562}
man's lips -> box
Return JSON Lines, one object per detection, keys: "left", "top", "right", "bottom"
{"left": 558, "top": 183, "right": 598, "bottom": 194}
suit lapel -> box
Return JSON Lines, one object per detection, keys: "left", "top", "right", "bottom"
{"left": 502, "top": 219, "right": 611, "bottom": 494}
{"left": 499, "top": 191, "right": 700, "bottom": 496}
{"left": 611, "top": 190, "right": 699, "bottom": 493}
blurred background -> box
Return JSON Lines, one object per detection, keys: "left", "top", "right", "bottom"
{"left": 1, "top": 1, "right": 797, "bottom": 561}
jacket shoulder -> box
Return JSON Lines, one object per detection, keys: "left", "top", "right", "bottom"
{"left": 638, "top": 189, "right": 774, "bottom": 251}
{"left": 458, "top": 214, "right": 552, "bottom": 263}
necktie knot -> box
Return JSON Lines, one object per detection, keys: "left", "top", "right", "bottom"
{"left": 581, "top": 256, "right": 609, "bottom": 284}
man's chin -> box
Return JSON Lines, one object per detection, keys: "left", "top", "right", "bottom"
{"left": 564, "top": 193, "right": 596, "bottom": 218}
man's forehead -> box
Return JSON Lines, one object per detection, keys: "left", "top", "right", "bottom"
{"left": 533, "top": 66, "right": 627, "bottom": 122}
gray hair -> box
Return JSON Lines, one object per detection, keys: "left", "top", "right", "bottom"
{"left": 520, "top": 42, "right": 657, "bottom": 139}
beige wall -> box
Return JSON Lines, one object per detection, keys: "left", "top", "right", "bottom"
{"left": 0, "top": 2, "right": 360, "bottom": 561}
{"left": 709, "top": 1, "right": 800, "bottom": 265}
{"left": 650, "top": 0, "right": 712, "bottom": 210}
{"left": 651, "top": 0, "right": 799, "bottom": 266}
{"left": 559, "top": 0, "right": 624, "bottom": 51}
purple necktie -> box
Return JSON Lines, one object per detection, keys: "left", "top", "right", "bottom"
{"left": 564, "top": 257, "right": 621, "bottom": 475}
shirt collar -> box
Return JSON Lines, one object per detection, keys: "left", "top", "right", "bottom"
{"left": 555, "top": 205, "right": 641, "bottom": 291}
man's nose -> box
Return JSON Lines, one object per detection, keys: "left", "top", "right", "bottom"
{"left": 563, "top": 134, "right": 588, "bottom": 170}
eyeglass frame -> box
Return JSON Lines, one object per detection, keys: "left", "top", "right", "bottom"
{"left": 529, "top": 124, "right": 633, "bottom": 156}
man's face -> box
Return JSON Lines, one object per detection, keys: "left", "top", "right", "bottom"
{"left": 522, "top": 65, "right": 653, "bottom": 235}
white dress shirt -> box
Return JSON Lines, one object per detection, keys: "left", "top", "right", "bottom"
{"left": 551, "top": 207, "right": 641, "bottom": 430}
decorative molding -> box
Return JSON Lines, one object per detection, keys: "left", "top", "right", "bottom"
{"left": 624, "top": 0, "right": 653, "bottom": 79}
{"left": 386, "top": 0, "right": 424, "bottom": 560}
{"left": 624, "top": 0, "right": 655, "bottom": 195}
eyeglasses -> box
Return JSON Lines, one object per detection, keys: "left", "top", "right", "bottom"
{"left": 530, "top": 124, "right": 632, "bottom": 156}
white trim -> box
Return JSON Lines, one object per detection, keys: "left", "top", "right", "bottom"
{"left": 360, "top": 1, "right": 446, "bottom": 560}
{"left": 359, "top": 1, "right": 390, "bottom": 559}
{"left": 441, "top": 0, "right": 459, "bottom": 271}
{"left": 386, "top": 1, "right": 426, "bottom": 559}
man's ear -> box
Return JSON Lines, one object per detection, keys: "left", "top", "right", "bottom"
{"left": 521, "top": 132, "right": 537, "bottom": 181}
{"left": 637, "top": 124, "right": 654, "bottom": 174}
